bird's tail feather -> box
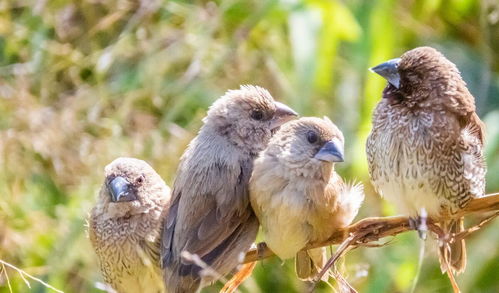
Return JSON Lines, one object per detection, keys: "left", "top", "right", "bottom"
{"left": 439, "top": 218, "right": 466, "bottom": 275}
{"left": 295, "top": 247, "right": 327, "bottom": 281}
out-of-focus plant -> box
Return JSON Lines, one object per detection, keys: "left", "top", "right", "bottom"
{"left": 0, "top": 0, "right": 497, "bottom": 292}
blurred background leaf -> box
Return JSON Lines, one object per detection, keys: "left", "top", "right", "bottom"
{"left": 0, "top": 0, "right": 498, "bottom": 292}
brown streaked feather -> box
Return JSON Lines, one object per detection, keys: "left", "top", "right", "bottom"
{"left": 90, "top": 158, "right": 170, "bottom": 293}
{"left": 367, "top": 47, "right": 486, "bottom": 275}
{"left": 466, "top": 112, "right": 485, "bottom": 144}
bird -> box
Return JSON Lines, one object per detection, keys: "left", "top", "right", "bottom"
{"left": 89, "top": 157, "right": 171, "bottom": 293}
{"left": 367, "top": 46, "right": 486, "bottom": 275}
{"left": 161, "top": 85, "right": 297, "bottom": 293}
{"left": 249, "top": 117, "right": 365, "bottom": 280}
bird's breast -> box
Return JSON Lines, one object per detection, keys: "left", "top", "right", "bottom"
{"left": 368, "top": 108, "right": 453, "bottom": 217}
{"left": 256, "top": 181, "right": 317, "bottom": 260}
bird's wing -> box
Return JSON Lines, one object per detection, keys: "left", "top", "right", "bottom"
{"left": 161, "top": 157, "right": 257, "bottom": 277}
{"left": 466, "top": 112, "right": 485, "bottom": 144}
{"left": 161, "top": 193, "right": 180, "bottom": 268}
{"left": 445, "top": 89, "right": 485, "bottom": 144}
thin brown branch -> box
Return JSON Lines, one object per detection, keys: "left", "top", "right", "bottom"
{"left": 313, "top": 234, "right": 356, "bottom": 284}
{"left": 243, "top": 192, "right": 499, "bottom": 264}
{"left": 454, "top": 211, "right": 499, "bottom": 240}
{"left": 446, "top": 268, "right": 461, "bottom": 293}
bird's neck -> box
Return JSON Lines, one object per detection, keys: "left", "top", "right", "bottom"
{"left": 383, "top": 85, "right": 431, "bottom": 110}
{"left": 320, "top": 163, "right": 334, "bottom": 181}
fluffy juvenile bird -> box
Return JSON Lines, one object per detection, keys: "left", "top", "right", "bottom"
{"left": 250, "top": 117, "right": 365, "bottom": 280}
{"left": 161, "top": 85, "right": 297, "bottom": 293}
{"left": 367, "top": 46, "right": 486, "bottom": 275}
{"left": 89, "top": 157, "right": 171, "bottom": 293}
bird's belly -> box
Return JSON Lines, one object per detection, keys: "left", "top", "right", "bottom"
{"left": 378, "top": 173, "right": 442, "bottom": 217}
{"left": 262, "top": 190, "right": 310, "bottom": 260}
{"left": 373, "top": 134, "right": 444, "bottom": 217}
{"left": 97, "top": 238, "right": 163, "bottom": 293}
{"left": 137, "top": 269, "right": 164, "bottom": 293}
{"left": 117, "top": 269, "right": 163, "bottom": 293}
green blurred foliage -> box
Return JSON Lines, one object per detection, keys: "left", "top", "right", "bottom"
{"left": 0, "top": 0, "right": 498, "bottom": 292}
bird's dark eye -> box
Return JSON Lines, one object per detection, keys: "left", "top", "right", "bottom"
{"left": 251, "top": 110, "right": 263, "bottom": 121}
{"left": 136, "top": 175, "right": 144, "bottom": 184}
{"left": 307, "top": 131, "right": 318, "bottom": 144}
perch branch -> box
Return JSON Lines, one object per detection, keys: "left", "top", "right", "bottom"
{"left": 243, "top": 192, "right": 499, "bottom": 264}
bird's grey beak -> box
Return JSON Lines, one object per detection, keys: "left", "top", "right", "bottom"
{"left": 370, "top": 58, "right": 401, "bottom": 89}
{"left": 270, "top": 101, "right": 298, "bottom": 130}
{"left": 108, "top": 176, "right": 136, "bottom": 202}
{"left": 314, "top": 138, "right": 344, "bottom": 162}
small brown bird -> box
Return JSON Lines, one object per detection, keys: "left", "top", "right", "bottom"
{"left": 367, "top": 47, "right": 486, "bottom": 275}
{"left": 250, "top": 117, "right": 365, "bottom": 280}
{"left": 161, "top": 85, "right": 297, "bottom": 293}
{"left": 89, "top": 157, "right": 171, "bottom": 293}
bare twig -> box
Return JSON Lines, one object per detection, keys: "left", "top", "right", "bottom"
{"left": 0, "top": 259, "right": 64, "bottom": 293}
{"left": 243, "top": 193, "right": 499, "bottom": 264}
{"left": 446, "top": 268, "right": 461, "bottom": 293}
{"left": 180, "top": 251, "right": 227, "bottom": 283}
{"left": 2, "top": 263, "right": 13, "bottom": 293}
{"left": 312, "top": 234, "right": 356, "bottom": 285}
{"left": 331, "top": 269, "right": 358, "bottom": 293}
{"left": 220, "top": 262, "right": 257, "bottom": 293}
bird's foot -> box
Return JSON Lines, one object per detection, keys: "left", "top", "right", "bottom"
{"left": 409, "top": 209, "right": 428, "bottom": 240}
{"left": 256, "top": 242, "right": 267, "bottom": 259}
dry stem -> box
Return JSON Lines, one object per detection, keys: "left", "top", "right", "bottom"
{"left": 0, "top": 259, "right": 64, "bottom": 293}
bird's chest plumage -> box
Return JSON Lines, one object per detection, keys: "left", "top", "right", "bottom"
{"left": 258, "top": 176, "right": 333, "bottom": 260}
{"left": 367, "top": 106, "right": 455, "bottom": 217}
{"left": 90, "top": 215, "right": 163, "bottom": 292}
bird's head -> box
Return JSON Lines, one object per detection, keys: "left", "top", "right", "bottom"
{"left": 204, "top": 85, "right": 298, "bottom": 155}
{"left": 371, "top": 46, "right": 463, "bottom": 105}
{"left": 266, "top": 116, "right": 344, "bottom": 174}
{"left": 99, "top": 157, "right": 170, "bottom": 218}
